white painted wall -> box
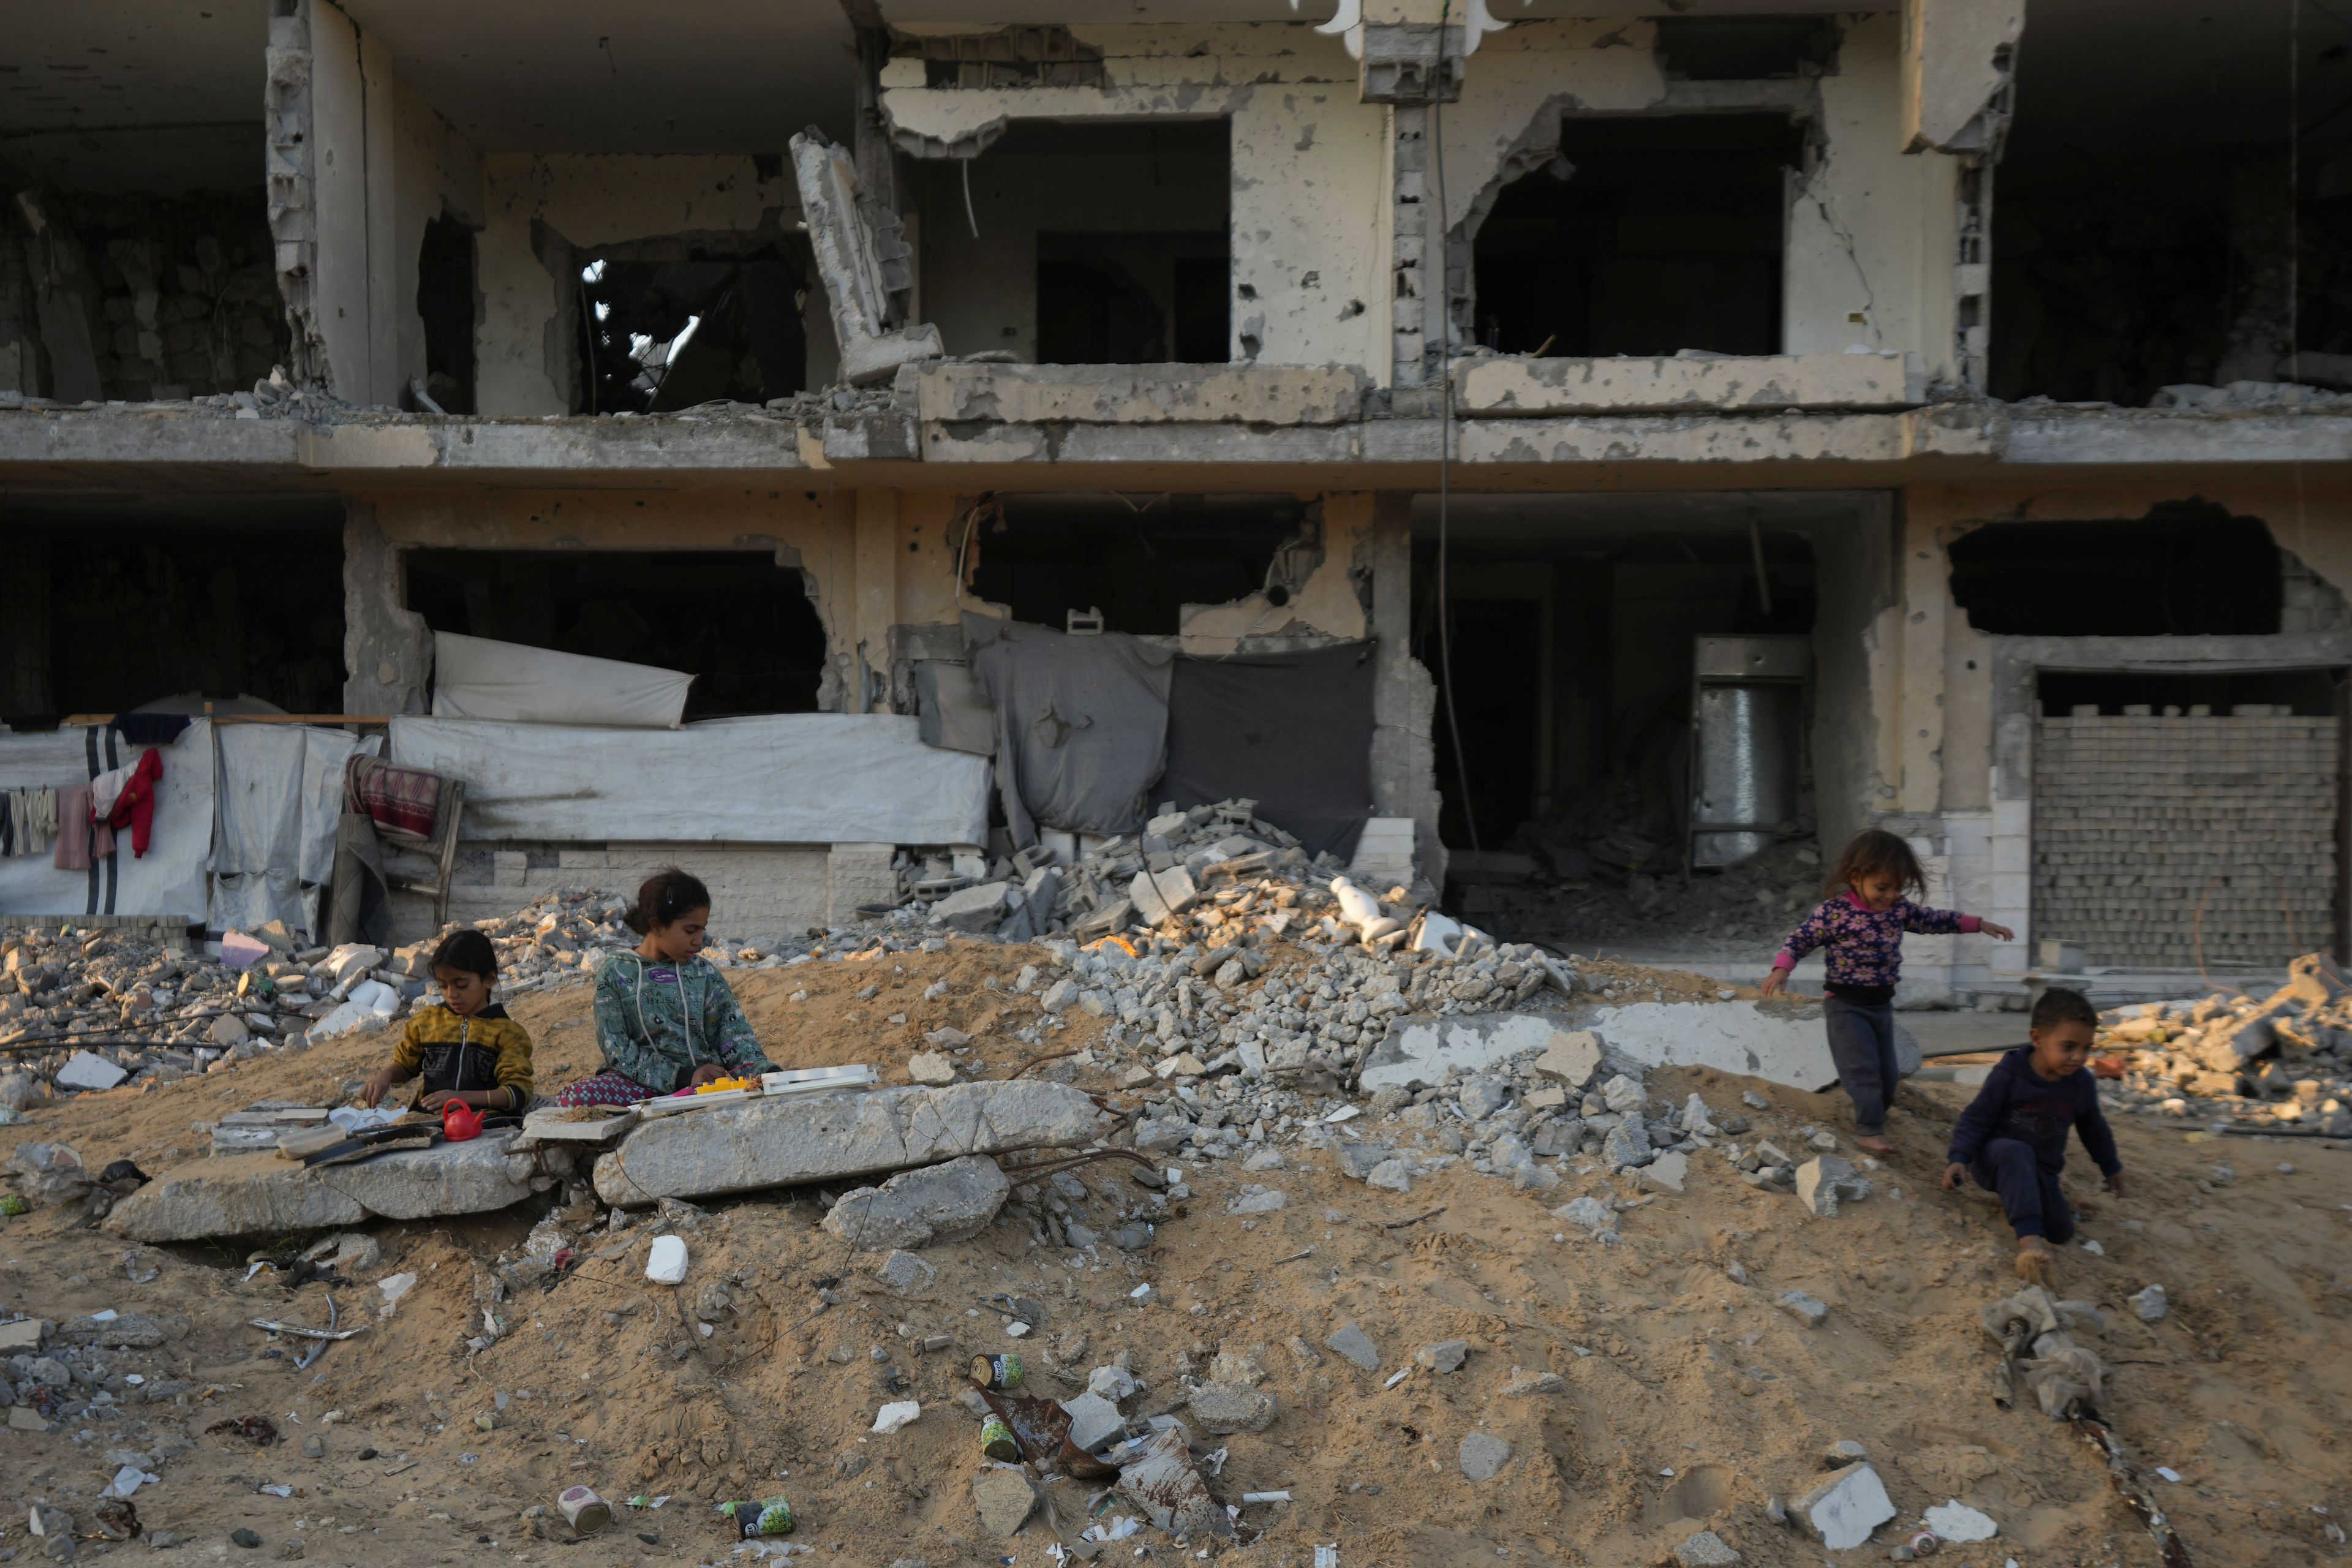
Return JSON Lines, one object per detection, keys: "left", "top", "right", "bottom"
{"left": 307, "top": 0, "right": 372, "bottom": 405}
{"left": 1785, "top": 13, "right": 1962, "bottom": 377}
{"left": 883, "top": 24, "right": 1390, "bottom": 379}
{"left": 473, "top": 154, "right": 804, "bottom": 416}
{"left": 306, "top": 1, "right": 488, "bottom": 409}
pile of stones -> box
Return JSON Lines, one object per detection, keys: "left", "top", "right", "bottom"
{"left": 2096, "top": 953, "right": 2352, "bottom": 1133}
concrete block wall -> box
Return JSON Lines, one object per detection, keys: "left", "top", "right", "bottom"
{"left": 2033, "top": 712, "right": 2339, "bottom": 968}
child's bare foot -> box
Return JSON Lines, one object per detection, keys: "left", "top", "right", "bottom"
{"left": 2014, "top": 1237, "right": 2056, "bottom": 1286}
{"left": 1854, "top": 1133, "right": 1900, "bottom": 1156}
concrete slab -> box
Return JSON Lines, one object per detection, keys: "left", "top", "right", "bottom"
{"left": 105, "top": 1131, "right": 538, "bottom": 1243}
{"left": 1578, "top": 1000, "right": 1841, "bottom": 1090}
{"left": 916, "top": 363, "right": 1366, "bottom": 426}
{"left": 1359, "top": 1014, "right": 1562, "bottom": 1092}
{"left": 591, "top": 1081, "right": 1107, "bottom": 1207}
{"left": 1454, "top": 352, "right": 1926, "bottom": 415}
{"left": 1362, "top": 1000, "right": 1918, "bottom": 1096}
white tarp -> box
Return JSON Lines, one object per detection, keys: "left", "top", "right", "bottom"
{"left": 431, "top": 631, "right": 696, "bottom": 729}
{"left": 209, "top": 725, "right": 367, "bottom": 938}
{"left": 388, "top": 713, "right": 993, "bottom": 845}
{"left": 0, "top": 721, "right": 215, "bottom": 924}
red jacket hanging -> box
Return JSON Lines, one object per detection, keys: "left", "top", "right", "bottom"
{"left": 107, "top": 748, "right": 165, "bottom": 858}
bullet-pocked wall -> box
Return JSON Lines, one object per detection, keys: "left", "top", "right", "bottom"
{"left": 1859, "top": 483, "right": 2352, "bottom": 997}
{"left": 881, "top": 23, "right": 1390, "bottom": 378}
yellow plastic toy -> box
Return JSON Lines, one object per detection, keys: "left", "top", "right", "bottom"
{"left": 695, "top": 1075, "right": 759, "bottom": 1095}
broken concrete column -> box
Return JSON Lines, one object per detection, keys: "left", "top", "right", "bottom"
{"left": 789, "top": 131, "right": 943, "bottom": 386}
{"left": 592, "top": 1080, "right": 1108, "bottom": 1207}
{"left": 265, "top": 2, "right": 327, "bottom": 388}
{"left": 1899, "top": 0, "right": 2025, "bottom": 154}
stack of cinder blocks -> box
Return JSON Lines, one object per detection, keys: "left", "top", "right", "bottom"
{"left": 2034, "top": 709, "right": 2338, "bottom": 968}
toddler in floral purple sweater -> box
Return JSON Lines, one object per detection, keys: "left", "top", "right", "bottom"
{"left": 1760, "top": 829, "right": 2013, "bottom": 1153}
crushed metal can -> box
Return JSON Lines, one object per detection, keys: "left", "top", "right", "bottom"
{"left": 970, "top": 1353, "right": 1023, "bottom": 1390}
{"left": 718, "top": 1496, "right": 794, "bottom": 1538}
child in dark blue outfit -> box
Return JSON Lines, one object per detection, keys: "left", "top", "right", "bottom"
{"left": 1942, "top": 986, "right": 2125, "bottom": 1284}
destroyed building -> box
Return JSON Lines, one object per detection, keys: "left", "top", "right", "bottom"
{"left": 4, "top": 0, "right": 2352, "bottom": 1005}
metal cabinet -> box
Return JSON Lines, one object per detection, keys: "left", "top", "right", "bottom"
{"left": 1687, "top": 635, "right": 1809, "bottom": 870}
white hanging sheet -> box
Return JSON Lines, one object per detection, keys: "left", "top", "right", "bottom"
{"left": 209, "top": 724, "right": 366, "bottom": 938}
{"left": 0, "top": 721, "right": 214, "bottom": 924}
{"left": 431, "top": 631, "right": 696, "bottom": 729}
{"left": 388, "top": 712, "right": 992, "bottom": 845}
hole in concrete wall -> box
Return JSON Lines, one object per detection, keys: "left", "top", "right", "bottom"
{"left": 911, "top": 119, "right": 1230, "bottom": 364}
{"left": 404, "top": 551, "right": 827, "bottom": 717}
{"left": 1992, "top": 3, "right": 2352, "bottom": 403}
{"left": 1948, "top": 503, "right": 2283, "bottom": 635}
{"left": 1408, "top": 497, "right": 1817, "bottom": 857}
{"left": 1652, "top": 17, "right": 1836, "bottom": 80}
{"left": 968, "top": 493, "right": 1305, "bottom": 635}
{"left": 0, "top": 497, "right": 345, "bottom": 718}
{"left": 1469, "top": 115, "right": 1804, "bottom": 357}
{"left": 2037, "top": 668, "right": 2337, "bottom": 717}
{"left": 575, "top": 253, "right": 808, "bottom": 414}
{"left": 416, "top": 214, "right": 478, "bottom": 415}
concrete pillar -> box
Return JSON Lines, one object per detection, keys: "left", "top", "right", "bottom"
{"left": 854, "top": 489, "right": 899, "bottom": 713}
{"left": 341, "top": 501, "right": 434, "bottom": 716}
{"left": 1389, "top": 107, "right": 1430, "bottom": 389}
{"left": 1898, "top": 488, "right": 1950, "bottom": 814}
{"left": 1366, "top": 492, "right": 1443, "bottom": 883}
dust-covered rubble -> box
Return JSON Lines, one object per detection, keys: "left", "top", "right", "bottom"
{"left": 2094, "top": 953, "right": 2352, "bottom": 1134}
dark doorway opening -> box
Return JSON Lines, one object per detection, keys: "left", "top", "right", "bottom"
{"left": 417, "top": 214, "right": 478, "bottom": 414}
{"left": 1948, "top": 502, "right": 2283, "bottom": 636}
{"left": 968, "top": 493, "right": 1307, "bottom": 634}
{"left": 1412, "top": 510, "right": 1817, "bottom": 854}
{"left": 1038, "top": 234, "right": 1229, "bottom": 363}
{"left": 576, "top": 254, "right": 807, "bottom": 414}
{"left": 403, "top": 550, "right": 829, "bottom": 717}
{"left": 1470, "top": 114, "right": 1804, "bottom": 358}
{"left": 0, "top": 496, "right": 346, "bottom": 718}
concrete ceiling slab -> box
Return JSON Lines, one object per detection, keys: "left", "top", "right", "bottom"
{"left": 333, "top": 0, "right": 861, "bottom": 153}
{"left": 0, "top": 0, "right": 266, "bottom": 192}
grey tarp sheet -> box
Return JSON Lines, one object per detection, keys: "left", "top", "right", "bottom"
{"left": 1160, "top": 641, "right": 1377, "bottom": 862}
{"left": 964, "top": 612, "right": 1174, "bottom": 846}
{"left": 209, "top": 723, "right": 364, "bottom": 938}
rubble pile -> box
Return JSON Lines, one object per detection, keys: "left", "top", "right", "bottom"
{"left": 1459, "top": 837, "right": 1828, "bottom": 951}
{"left": 0, "top": 892, "right": 742, "bottom": 1112}
{"left": 2093, "top": 953, "right": 2352, "bottom": 1134}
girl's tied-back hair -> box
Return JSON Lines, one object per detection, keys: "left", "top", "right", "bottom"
{"left": 1825, "top": 829, "right": 1926, "bottom": 899}
{"left": 625, "top": 868, "right": 712, "bottom": 935}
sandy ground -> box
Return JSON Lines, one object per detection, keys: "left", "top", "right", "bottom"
{"left": 3, "top": 938, "right": 2349, "bottom": 1568}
